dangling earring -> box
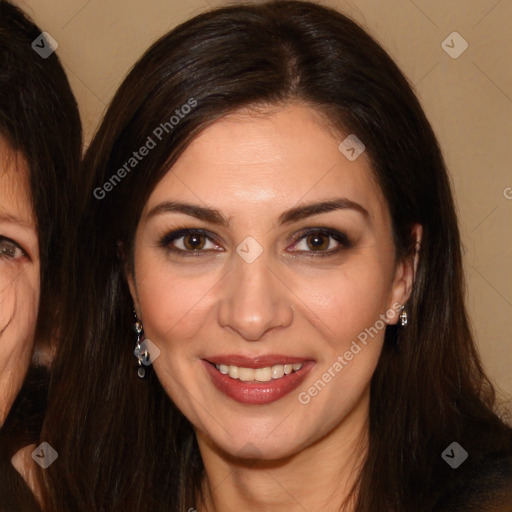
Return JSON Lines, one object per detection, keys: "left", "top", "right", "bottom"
{"left": 399, "top": 306, "right": 408, "bottom": 327}
{"left": 133, "top": 311, "right": 149, "bottom": 378}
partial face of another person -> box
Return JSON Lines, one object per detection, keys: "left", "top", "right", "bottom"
{"left": 0, "top": 137, "right": 39, "bottom": 426}
{"left": 128, "top": 104, "right": 415, "bottom": 460}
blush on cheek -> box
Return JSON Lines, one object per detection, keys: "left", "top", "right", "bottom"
{"left": 0, "top": 273, "right": 39, "bottom": 356}
{"left": 0, "top": 285, "right": 16, "bottom": 337}
{"left": 135, "top": 266, "right": 218, "bottom": 343}
{"left": 0, "top": 282, "right": 39, "bottom": 417}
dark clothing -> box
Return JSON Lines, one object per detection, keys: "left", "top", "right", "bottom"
{"left": 0, "top": 367, "right": 48, "bottom": 512}
{"left": 434, "top": 450, "right": 512, "bottom": 511}
{"left": 0, "top": 449, "right": 40, "bottom": 512}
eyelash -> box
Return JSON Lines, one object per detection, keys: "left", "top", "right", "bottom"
{"left": 0, "top": 236, "right": 27, "bottom": 261}
{"left": 158, "top": 227, "right": 353, "bottom": 258}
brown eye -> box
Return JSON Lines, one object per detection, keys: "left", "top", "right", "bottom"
{"left": 183, "top": 233, "right": 206, "bottom": 250}
{"left": 160, "top": 228, "right": 221, "bottom": 255}
{"left": 289, "top": 228, "right": 353, "bottom": 256}
{"left": 0, "top": 237, "right": 25, "bottom": 260}
{"left": 305, "top": 233, "right": 330, "bottom": 251}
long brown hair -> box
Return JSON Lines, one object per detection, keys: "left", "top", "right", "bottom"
{"left": 0, "top": 0, "right": 82, "bottom": 509}
{"left": 39, "top": 1, "right": 511, "bottom": 510}
{"left": 0, "top": 0, "right": 83, "bottom": 350}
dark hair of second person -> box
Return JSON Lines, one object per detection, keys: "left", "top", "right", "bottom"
{"left": 0, "top": 0, "right": 82, "bottom": 509}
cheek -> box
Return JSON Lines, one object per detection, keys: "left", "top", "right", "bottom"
{"left": 0, "top": 267, "right": 24, "bottom": 333}
{"left": 293, "top": 279, "right": 389, "bottom": 432}
{"left": 292, "top": 257, "right": 393, "bottom": 344}
{"left": 134, "top": 257, "right": 219, "bottom": 347}
{"left": 0, "top": 267, "right": 40, "bottom": 422}
{"left": 0, "top": 267, "right": 40, "bottom": 352}
{"left": 291, "top": 258, "right": 392, "bottom": 410}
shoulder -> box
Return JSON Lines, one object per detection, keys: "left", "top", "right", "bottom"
{"left": 10, "top": 444, "right": 43, "bottom": 507}
{"left": 433, "top": 449, "right": 512, "bottom": 511}
{"left": 0, "top": 444, "right": 41, "bottom": 511}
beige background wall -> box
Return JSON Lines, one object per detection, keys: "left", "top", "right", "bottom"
{"left": 14, "top": 0, "right": 512, "bottom": 406}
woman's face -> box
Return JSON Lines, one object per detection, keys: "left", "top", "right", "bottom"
{"left": 0, "top": 138, "right": 39, "bottom": 426}
{"left": 128, "top": 104, "right": 415, "bottom": 460}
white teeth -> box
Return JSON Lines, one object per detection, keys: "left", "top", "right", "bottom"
{"left": 238, "top": 367, "right": 254, "bottom": 381}
{"left": 271, "top": 365, "right": 284, "bottom": 379}
{"left": 214, "top": 362, "right": 304, "bottom": 382}
{"left": 254, "top": 367, "right": 272, "bottom": 382}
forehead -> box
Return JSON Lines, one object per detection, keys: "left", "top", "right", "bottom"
{"left": 146, "top": 104, "right": 389, "bottom": 225}
{"left": 0, "top": 136, "right": 34, "bottom": 227}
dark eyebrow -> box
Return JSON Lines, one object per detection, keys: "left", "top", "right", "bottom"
{"left": 147, "top": 202, "right": 231, "bottom": 227}
{"left": 146, "top": 198, "right": 370, "bottom": 227}
{"left": 278, "top": 198, "right": 370, "bottom": 225}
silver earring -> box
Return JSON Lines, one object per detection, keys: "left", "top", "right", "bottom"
{"left": 133, "top": 312, "right": 148, "bottom": 378}
{"left": 399, "top": 307, "right": 408, "bottom": 327}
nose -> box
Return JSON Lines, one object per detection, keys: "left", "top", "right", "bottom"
{"left": 217, "top": 253, "right": 294, "bottom": 341}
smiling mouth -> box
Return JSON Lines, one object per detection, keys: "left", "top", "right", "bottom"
{"left": 203, "top": 359, "right": 315, "bottom": 405}
{"left": 212, "top": 362, "right": 304, "bottom": 382}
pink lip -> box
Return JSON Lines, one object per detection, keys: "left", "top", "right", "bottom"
{"left": 201, "top": 359, "right": 315, "bottom": 405}
{"left": 205, "top": 354, "right": 310, "bottom": 368}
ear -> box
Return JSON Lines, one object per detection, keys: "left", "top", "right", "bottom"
{"left": 387, "top": 223, "right": 422, "bottom": 325}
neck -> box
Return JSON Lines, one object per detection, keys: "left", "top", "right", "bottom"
{"left": 196, "top": 392, "right": 370, "bottom": 512}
